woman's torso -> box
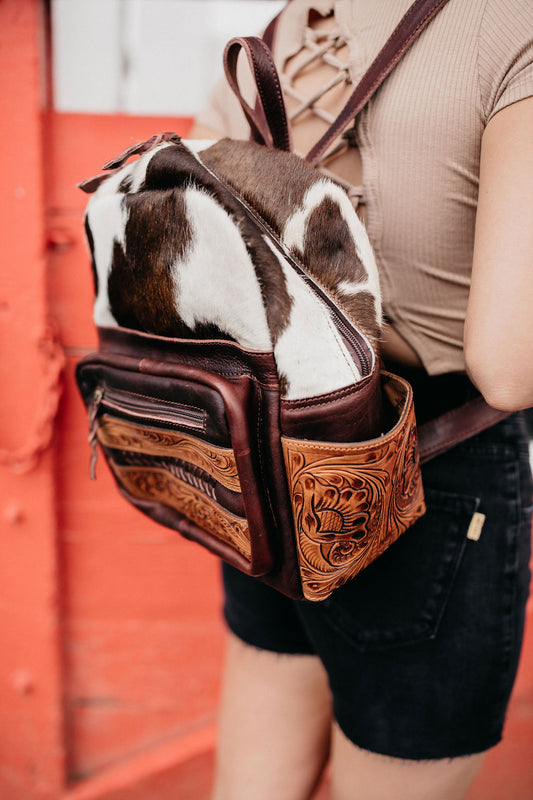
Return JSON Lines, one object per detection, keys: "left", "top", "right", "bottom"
{"left": 198, "top": 0, "right": 533, "bottom": 373}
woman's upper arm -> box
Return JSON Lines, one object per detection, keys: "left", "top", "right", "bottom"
{"left": 464, "top": 97, "right": 533, "bottom": 411}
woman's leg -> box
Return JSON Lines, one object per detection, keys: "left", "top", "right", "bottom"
{"left": 330, "top": 723, "right": 484, "bottom": 800}
{"left": 211, "top": 632, "right": 332, "bottom": 800}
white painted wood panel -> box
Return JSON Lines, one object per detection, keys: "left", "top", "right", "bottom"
{"left": 52, "top": 0, "right": 285, "bottom": 115}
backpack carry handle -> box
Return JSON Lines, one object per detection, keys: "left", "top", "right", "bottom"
{"left": 223, "top": 37, "right": 292, "bottom": 152}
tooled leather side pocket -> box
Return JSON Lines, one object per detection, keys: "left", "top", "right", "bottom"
{"left": 281, "top": 373, "right": 425, "bottom": 601}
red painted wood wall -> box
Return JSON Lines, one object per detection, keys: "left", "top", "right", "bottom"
{"left": 1, "top": 2, "right": 532, "bottom": 798}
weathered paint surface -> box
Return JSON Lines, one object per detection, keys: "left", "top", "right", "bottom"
{"left": 1, "top": 2, "right": 532, "bottom": 799}
{"left": 0, "top": 1, "right": 66, "bottom": 798}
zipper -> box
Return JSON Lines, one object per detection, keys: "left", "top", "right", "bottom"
{"left": 99, "top": 386, "right": 206, "bottom": 429}
{"left": 329, "top": 313, "right": 371, "bottom": 374}
{"left": 198, "top": 157, "right": 372, "bottom": 376}
{"left": 87, "top": 384, "right": 206, "bottom": 479}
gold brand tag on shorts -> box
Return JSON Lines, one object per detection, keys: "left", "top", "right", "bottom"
{"left": 466, "top": 512, "right": 486, "bottom": 542}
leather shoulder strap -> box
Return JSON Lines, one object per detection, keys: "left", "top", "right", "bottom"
{"left": 418, "top": 397, "right": 510, "bottom": 463}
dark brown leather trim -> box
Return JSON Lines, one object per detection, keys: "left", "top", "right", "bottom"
{"left": 97, "top": 325, "right": 280, "bottom": 388}
{"left": 280, "top": 368, "right": 382, "bottom": 442}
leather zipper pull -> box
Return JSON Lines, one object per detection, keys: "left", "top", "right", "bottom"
{"left": 88, "top": 386, "right": 104, "bottom": 480}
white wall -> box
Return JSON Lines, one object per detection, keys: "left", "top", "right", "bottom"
{"left": 51, "top": 0, "right": 285, "bottom": 116}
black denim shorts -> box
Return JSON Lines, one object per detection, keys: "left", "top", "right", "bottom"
{"left": 222, "top": 386, "right": 533, "bottom": 760}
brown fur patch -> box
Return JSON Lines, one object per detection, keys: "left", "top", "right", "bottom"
{"left": 200, "top": 139, "right": 318, "bottom": 236}
{"left": 337, "top": 290, "right": 380, "bottom": 343}
{"left": 303, "top": 198, "right": 378, "bottom": 341}
{"left": 119, "top": 175, "right": 133, "bottom": 193}
{"left": 108, "top": 190, "right": 195, "bottom": 336}
{"left": 303, "top": 197, "right": 367, "bottom": 287}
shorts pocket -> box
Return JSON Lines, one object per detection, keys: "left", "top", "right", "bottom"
{"left": 317, "top": 488, "right": 480, "bottom": 651}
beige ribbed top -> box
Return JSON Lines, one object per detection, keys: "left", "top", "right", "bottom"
{"left": 198, "top": 0, "right": 533, "bottom": 374}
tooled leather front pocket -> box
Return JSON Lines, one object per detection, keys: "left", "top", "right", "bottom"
{"left": 77, "top": 360, "right": 276, "bottom": 577}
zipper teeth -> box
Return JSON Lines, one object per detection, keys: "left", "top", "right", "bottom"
{"left": 198, "top": 157, "right": 371, "bottom": 376}
{"left": 331, "top": 316, "right": 370, "bottom": 373}
{"left": 100, "top": 388, "right": 206, "bottom": 431}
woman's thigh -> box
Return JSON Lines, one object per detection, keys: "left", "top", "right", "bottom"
{"left": 212, "top": 633, "right": 332, "bottom": 800}
{"left": 330, "top": 723, "right": 484, "bottom": 800}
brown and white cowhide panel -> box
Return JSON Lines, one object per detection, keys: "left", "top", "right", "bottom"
{"left": 83, "top": 138, "right": 381, "bottom": 401}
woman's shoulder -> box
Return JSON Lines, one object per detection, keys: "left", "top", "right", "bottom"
{"left": 477, "top": 0, "right": 533, "bottom": 125}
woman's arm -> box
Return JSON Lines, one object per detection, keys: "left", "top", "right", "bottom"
{"left": 464, "top": 97, "right": 533, "bottom": 412}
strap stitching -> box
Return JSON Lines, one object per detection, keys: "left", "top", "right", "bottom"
{"left": 251, "top": 39, "right": 291, "bottom": 151}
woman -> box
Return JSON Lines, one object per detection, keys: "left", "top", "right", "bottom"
{"left": 192, "top": 1, "right": 533, "bottom": 797}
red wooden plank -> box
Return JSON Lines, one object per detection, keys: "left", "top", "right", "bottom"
{"left": 0, "top": 2, "right": 66, "bottom": 798}
{"left": 63, "top": 727, "right": 215, "bottom": 800}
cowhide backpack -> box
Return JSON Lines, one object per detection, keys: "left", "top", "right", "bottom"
{"left": 75, "top": 0, "right": 504, "bottom": 601}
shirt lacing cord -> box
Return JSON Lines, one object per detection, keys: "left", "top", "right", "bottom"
{"left": 280, "top": 21, "right": 366, "bottom": 209}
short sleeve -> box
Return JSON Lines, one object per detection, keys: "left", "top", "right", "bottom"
{"left": 478, "top": 0, "right": 533, "bottom": 124}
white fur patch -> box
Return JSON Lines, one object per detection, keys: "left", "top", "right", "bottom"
{"left": 86, "top": 192, "right": 128, "bottom": 327}
{"left": 174, "top": 189, "right": 273, "bottom": 351}
{"left": 263, "top": 238, "right": 361, "bottom": 400}
{"left": 184, "top": 139, "right": 217, "bottom": 154}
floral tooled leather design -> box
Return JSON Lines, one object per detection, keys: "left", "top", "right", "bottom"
{"left": 109, "top": 461, "right": 252, "bottom": 561}
{"left": 282, "top": 382, "right": 425, "bottom": 601}
{"left": 98, "top": 415, "right": 250, "bottom": 559}
{"left": 97, "top": 415, "right": 241, "bottom": 492}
